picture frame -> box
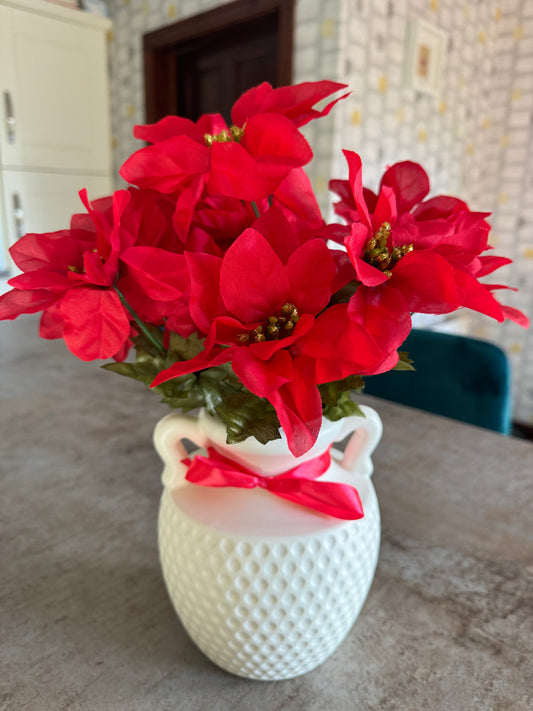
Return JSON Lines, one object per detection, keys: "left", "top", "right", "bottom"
{"left": 403, "top": 17, "right": 448, "bottom": 96}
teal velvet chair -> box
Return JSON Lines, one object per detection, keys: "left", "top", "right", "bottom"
{"left": 362, "top": 329, "right": 512, "bottom": 434}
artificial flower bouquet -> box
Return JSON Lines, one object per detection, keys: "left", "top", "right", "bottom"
{"left": 0, "top": 80, "right": 528, "bottom": 457}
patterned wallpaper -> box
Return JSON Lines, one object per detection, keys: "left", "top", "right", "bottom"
{"left": 329, "top": 0, "right": 533, "bottom": 425}
{"left": 106, "top": 0, "right": 533, "bottom": 425}
{"left": 106, "top": 0, "right": 343, "bottom": 197}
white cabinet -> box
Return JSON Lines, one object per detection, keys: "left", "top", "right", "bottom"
{"left": 0, "top": 0, "right": 113, "bottom": 278}
{"left": 1, "top": 170, "right": 113, "bottom": 244}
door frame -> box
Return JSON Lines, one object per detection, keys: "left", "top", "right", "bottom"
{"left": 143, "top": 0, "right": 295, "bottom": 124}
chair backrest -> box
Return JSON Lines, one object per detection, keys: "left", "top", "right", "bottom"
{"left": 362, "top": 329, "right": 512, "bottom": 434}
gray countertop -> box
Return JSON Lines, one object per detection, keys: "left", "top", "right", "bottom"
{"left": 1, "top": 317, "right": 532, "bottom": 711}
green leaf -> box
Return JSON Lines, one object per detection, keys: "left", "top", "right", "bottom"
{"left": 131, "top": 326, "right": 165, "bottom": 358}
{"left": 104, "top": 333, "right": 375, "bottom": 447}
{"left": 102, "top": 360, "right": 157, "bottom": 386}
{"left": 197, "top": 366, "right": 282, "bottom": 445}
{"left": 323, "top": 390, "right": 365, "bottom": 422}
{"left": 168, "top": 331, "right": 204, "bottom": 361}
{"left": 318, "top": 374, "right": 365, "bottom": 406}
{"left": 216, "top": 393, "right": 281, "bottom": 445}
{"left": 393, "top": 350, "right": 415, "bottom": 371}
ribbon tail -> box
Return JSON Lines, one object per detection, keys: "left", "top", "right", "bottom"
{"left": 269, "top": 478, "right": 364, "bottom": 520}
{"left": 280, "top": 446, "right": 333, "bottom": 480}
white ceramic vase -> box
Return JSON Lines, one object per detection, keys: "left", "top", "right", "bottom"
{"left": 155, "top": 406, "right": 382, "bottom": 680}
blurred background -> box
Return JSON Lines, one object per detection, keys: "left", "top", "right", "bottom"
{"left": 0, "top": 0, "right": 531, "bottom": 429}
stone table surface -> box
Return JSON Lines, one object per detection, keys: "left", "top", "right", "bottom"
{"left": 1, "top": 316, "right": 532, "bottom": 711}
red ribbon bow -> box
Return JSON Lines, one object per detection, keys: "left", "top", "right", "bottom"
{"left": 183, "top": 446, "right": 364, "bottom": 520}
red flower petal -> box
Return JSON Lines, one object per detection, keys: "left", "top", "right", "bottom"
{"left": 268, "top": 356, "right": 323, "bottom": 457}
{"left": 39, "top": 301, "right": 66, "bottom": 339}
{"left": 330, "top": 249, "right": 356, "bottom": 292}
{"left": 343, "top": 150, "right": 372, "bottom": 229}
{"left": 380, "top": 161, "right": 430, "bottom": 214}
{"left": 286, "top": 239, "right": 335, "bottom": 314}
{"left": 78, "top": 189, "right": 114, "bottom": 261}
{"left": 207, "top": 114, "right": 313, "bottom": 201}
{"left": 232, "top": 348, "right": 293, "bottom": 397}
{"left": 396, "top": 215, "right": 453, "bottom": 251}
{"left": 0, "top": 288, "right": 57, "bottom": 319}
{"left": 273, "top": 168, "right": 324, "bottom": 231}
{"left": 345, "top": 223, "right": 388, "bottom": 287}
{"left": 115, "top": 275, "right": 177, "bottom": 325}
{"left": 231, "top": 80, "right": 349, "bottom": 128}
{"left": 473, "top": 255, "right": 512, "bottom": 277}
{"left": 371, "top": 185, "right": 397, "bottom": 233}
{"left": 83, "top": 251, "right": 113, "bottom": 287}
{"left": 499, "top": 304, "right": 529, "bottom": 328}
{"left": 212, "top": 315, "right": 254, "bottom": 344}
{"left": 251, "top": 207, "right": 302, "bottom": 264}
{"left": 220, "top": 228, "right": 289, "bottom": 322}
{"left": 172, "top": 177, "right": 205, "bottom": 243}
{"left": 196, "top": 113, "right": 229, "bottom": 136}
{"left": 151, "top": 346, "right": 233, "bottom": 388}
{"left": 10, "top": 232, "right": 83, "bottom": 272}
{"left": 242, "top": 113, "right": 312, "bottom": 164}
{"left": 60, "top": 288, "right": 131, "bottom": 361}
{"left": 413, "top": 195, "right": 468, "bottom": 220}
{"left": 207, "top": 142, "right": 292, "bottom": 200}
{"left": 163, "top": 294, "right": 199, "bottom": 338}
{"left": 186, "top": 252, "right": 225, "bottom": 333}
{"left": 348, "top": 285, "right": 411, "bottom": 370}
{"left": 329, "top": 178, "right": 353, "bottom": 207}
{"left": 389, "top": 251, "right": 463, "bottom": 313}
{"left": 121, "top": 246, "right": 188, "bottom": 300}
{"left": 8, "top": 269, "right": 72, "bottom": 292}
{"left": 454, "top": 271, "right": 507, "bottom": 321}
{"left": 120, "top": 136, "right": 210, "bottom": 193}
{"left": 248, "top": 315, "right": 315, "bottom": 360}
{"left": 133, "top": 116, "right": 204, "bottom": 144}
{"left": 411, "top": 210, "right": 489, "bottom": 257}
{"left": 295, "top": 305, "right": 383, "bottom": 382}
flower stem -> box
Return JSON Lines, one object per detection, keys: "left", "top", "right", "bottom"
{"left": 251, "top": 201, "right": 261, "bottom": 219}
{"left": 113, "top": 286, "right": 166, "bottom": 354}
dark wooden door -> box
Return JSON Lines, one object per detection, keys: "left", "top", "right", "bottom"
{"left": 176, "top": 15, "right": 278, "bottom": 123}
{"left": 143, "top": 0, "right": 294, "bottom": 125}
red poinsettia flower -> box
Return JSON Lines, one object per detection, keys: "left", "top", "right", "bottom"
{"left": 408, "top": 196, "right": 529, "bottom": 327}
{"left": 170, "top": 166, "right": 328, "bottom": 259}
{"left": 340, "top": 151, "right": 463, "bottom": 314}
{"left": 120, "top": 80, "right": 348, "bottom": 202}
{"left": 151, "top": 210, "right": 397, "bottom": 455}
{"left": 334, "top": 151, "right": 528, "bottom": 328}
{"left": 0, "top": 189, "right": 192, "bottom": 359}
{"left": 230, "top": 79, "right": 350, "bottom": 128}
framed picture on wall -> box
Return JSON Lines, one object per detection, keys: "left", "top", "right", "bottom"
{"left": 404, "top": 18, "right": 448, "bottom": 96}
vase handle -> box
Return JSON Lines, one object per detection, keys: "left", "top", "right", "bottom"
{"left": 335, "top": 405, "right": 383, "bottom": 478}
{"left": 153, "top": 412, "right": 209, "bottom": 489}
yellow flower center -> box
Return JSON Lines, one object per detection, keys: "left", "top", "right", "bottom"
{"left": 204, "top": 124, "right": 245, "bottom": 147}
{"left": 238, "top": 303, "right": 300, "bottom": 344}
{"left": 364, "top": 222, "right": 413, "bottom": 277}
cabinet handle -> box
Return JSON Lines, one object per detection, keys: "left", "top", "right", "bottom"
{"left": 3, "top": 91, "right": 16, "bottom": 143}
{"left": 12, "top": 193, "right": 25, "bottom": 240}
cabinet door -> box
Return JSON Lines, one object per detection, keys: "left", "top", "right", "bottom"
{"left": 0, "top": 169, "right": 113, "bottom": 274}
{"left": 0, "top": 5, "right": 111, "bottom": 173}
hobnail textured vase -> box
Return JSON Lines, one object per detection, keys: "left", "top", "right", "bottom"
{"left": 155, "top": 406, "right": 382, "bottom": 681}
